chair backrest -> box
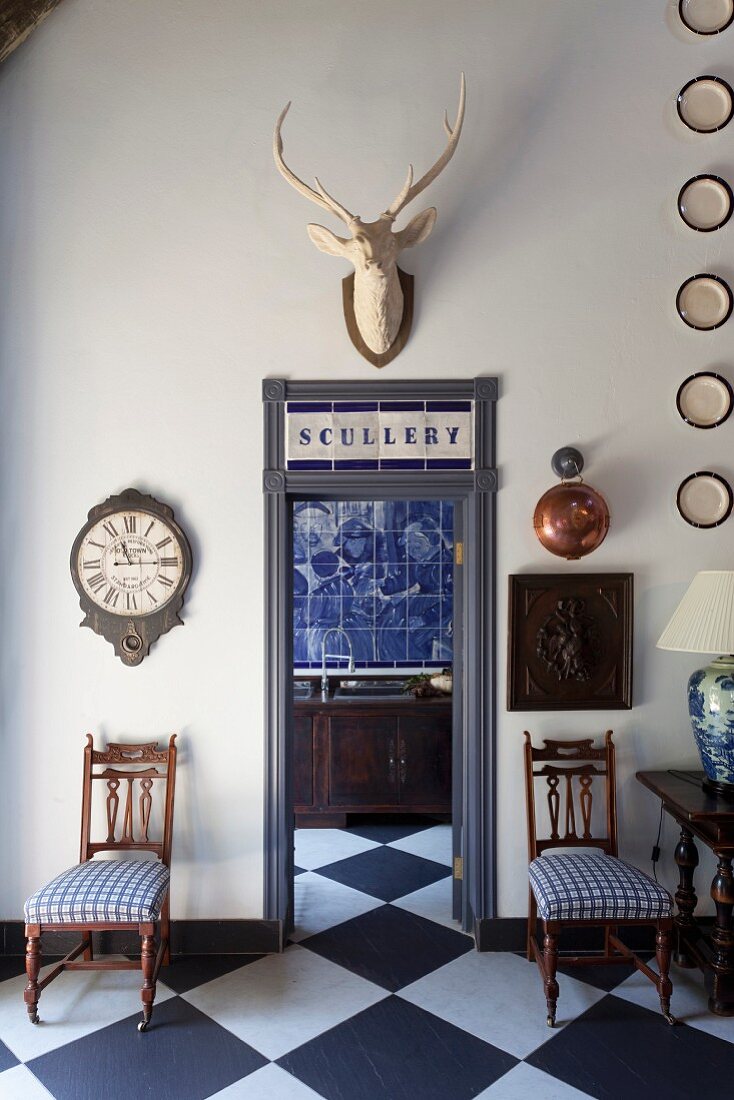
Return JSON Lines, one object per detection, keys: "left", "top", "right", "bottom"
{"left": 79, "top": 734, "right": 178, "bottom": 867}
{"left": 523, "top": 730, "right": 617, "bottom": 862}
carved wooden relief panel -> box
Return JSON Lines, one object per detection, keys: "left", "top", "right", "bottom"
{"left": 508, "top": 574, "right": 633, "bottom": 711}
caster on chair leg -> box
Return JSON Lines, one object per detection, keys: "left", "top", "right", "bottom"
{"left": 663, "top": 1012, "right": 677, "bottom": 1026}
{"left": 28, "top": 1012, "right": 39, "bottom": 1025}
{"left": 546, "top": 1014, "right": 555, "bottom": 1028}
{"left": 137, "top": 1019, "right": 148, "bottom": 1032}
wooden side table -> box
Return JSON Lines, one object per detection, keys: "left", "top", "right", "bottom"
{"left": 637, "top": 769, "right": 734, "bottom": 1016}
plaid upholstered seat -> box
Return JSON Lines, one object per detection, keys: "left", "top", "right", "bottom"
{"left": 528, "top": 853, "right": 672, "bottom": 922}
{"left": 24, "top": 859, "right": 170, "bottom": 925}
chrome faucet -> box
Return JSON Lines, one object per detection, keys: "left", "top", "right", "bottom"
{"left": 321, "top": 628, "right": 355, "bottom": 696}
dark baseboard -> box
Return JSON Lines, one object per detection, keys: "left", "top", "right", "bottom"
{"left": 1, "top": 919, "right": 282, "bottom": 957}
{"left": 474, "top": 917, "right": 712, "bottom": 953}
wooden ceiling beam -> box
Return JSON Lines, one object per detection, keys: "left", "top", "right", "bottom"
{"left": 0, "top": 0, "right": 65, "bottom": 64}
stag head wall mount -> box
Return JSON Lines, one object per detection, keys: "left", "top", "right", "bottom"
{"left": 273, "top": 75, "right": 466, "bottom": 368}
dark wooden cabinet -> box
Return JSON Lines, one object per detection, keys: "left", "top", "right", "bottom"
{"left": 293, "top": 697, "right": 452, "bottom": 826}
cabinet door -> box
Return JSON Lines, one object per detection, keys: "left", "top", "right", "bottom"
{"left": 293, "top": 716, "right": 314, "bottom": 808}
{"left": 328, "top": 715, "right": 398, "bottom": 806}
{"left": 398, "top": 713, "right": 452, "bottom": 808}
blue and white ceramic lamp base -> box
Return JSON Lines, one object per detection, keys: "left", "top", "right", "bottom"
{"left": 688, "top": 656, "right": 734, "bottom": 795}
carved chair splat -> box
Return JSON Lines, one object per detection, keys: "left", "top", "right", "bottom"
{"left": 524, "top": 731, "right": 675, "bottom": 1028}
{"left": 24, "top": 734, "right": 177, "bottom": 1032}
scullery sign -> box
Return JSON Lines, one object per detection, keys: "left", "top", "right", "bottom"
{"left": 285, "top": 399, "right": 474, "bottom": 471}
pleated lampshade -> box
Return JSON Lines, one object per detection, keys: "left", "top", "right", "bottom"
{"left": 657, "top": 571, "right": 734, "bottom": 654}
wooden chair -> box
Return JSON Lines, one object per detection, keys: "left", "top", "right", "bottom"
{"left": 524, "top": 731, "right": 675, "bottom": 1028}
{"left": 23, "top": 734, "right": 177, "bottom": 1032}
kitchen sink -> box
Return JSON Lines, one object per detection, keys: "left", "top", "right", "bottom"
{"left": 334, "top": 680, "right": 407, "bottom": 700}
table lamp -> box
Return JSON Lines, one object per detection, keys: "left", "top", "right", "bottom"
{"left": 657, "top": 571, "right": 734, "bottom": 798}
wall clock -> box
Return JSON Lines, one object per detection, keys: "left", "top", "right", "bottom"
{"left": 70, "top": 488, "right": 193, "bottom": 665}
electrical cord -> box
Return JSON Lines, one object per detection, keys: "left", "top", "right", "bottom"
{"left": 651, "top": 799, "right": 664, "bottom": 882}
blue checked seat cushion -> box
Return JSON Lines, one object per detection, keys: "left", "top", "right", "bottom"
{"left": 24, "top": 859, "right": 170, "bottom": 924}
{"left": 528, "top": 853, "right": 672, "bottom": 922}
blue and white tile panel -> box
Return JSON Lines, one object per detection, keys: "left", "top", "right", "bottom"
{"left": 294, "top": 499, "right": 453, "bottom": 670}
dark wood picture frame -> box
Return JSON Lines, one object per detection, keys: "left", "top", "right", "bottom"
{"left": 508, "top": 573, "right": 633, "bottom": 711}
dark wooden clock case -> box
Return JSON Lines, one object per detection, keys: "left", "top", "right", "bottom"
{"left": 70, "top": 488, "right": 193, "bottom": 666}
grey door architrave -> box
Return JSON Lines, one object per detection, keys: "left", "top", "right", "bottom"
{"left": 262, "top": 376, "right": 498, "bottom": 944}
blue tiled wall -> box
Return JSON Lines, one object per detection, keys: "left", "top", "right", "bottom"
{"left": 293, "top": 500, "right": 454, "bottom": 670}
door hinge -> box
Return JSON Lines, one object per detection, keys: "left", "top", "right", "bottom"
{"left": 455, "top": 541, "right": 463, "bottom": 566}
{"left": 453, "top": 856, "right": 463, "bottom": 880}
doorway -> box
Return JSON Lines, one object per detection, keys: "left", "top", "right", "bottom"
{"left": 262, "top": 377, "right": 498, "bottom": 945}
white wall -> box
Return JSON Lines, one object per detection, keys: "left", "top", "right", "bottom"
{"left": 1, "top": 0, "right": 731, "bottom": 920}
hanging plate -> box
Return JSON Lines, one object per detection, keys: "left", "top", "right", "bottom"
{"left": 679, "top": 0, "right": 734, "bottom": 34}
{"left": 677, "top": 471, "right": 733, "bottom": 528}
{"left": 676, "top": 372, "right": 733, "bottom": 428}
{"left": 677, "top": 175, "right": 733, "bottom": 231}
{"left": 677, "top": 76, "right": 734, "bottom": 132}
{"left": 676, "top": 274, "right": 733, "bottom": 330}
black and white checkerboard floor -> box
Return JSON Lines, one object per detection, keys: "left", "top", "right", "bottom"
{"left": 0, "top": 818, "right": 732, "bottom": 1099}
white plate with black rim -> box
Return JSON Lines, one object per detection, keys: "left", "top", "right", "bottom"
{"left": 677, "top": 471, "right": 733, "bottom": 528}
{"left": 677, "top": 372, "right": 733, "bottom": 428}
{"left": 679, "top": 0, "right": 734, "bottom": 35}
{"left": 676, "top": 274, "right": 733, "bottom": 330}
{"left": 678, "top": 175, "right": 733, "bottom": 231}
{"left": 677, "top": 75, "right": 734, "bottom": 132}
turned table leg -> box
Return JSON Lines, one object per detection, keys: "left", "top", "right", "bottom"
{"left": 674, "top": 827, "right": 699, "bottom": 968}
{"left": 708, "top": 856, "right": 734, "bottom": 1016}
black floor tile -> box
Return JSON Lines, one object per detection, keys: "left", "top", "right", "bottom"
{"left": 302, "top": 904, "right": 472, "bottom": 991}
{"left": 27, "top": 995, "right": 267, "bottom": 1100}
{"left": 557, "top": 957, "right": 648, "bottom": 993}
{"left": 346, "top": 815, "right": 442, "bottom": 844}
{"left": 527, "top": 993, "right": 734, "bottom": 1100}
{"left": 316, "top": 844, "right": 449, "bottom": 902}
{"left": 0, "top": 957, "right": 30, "bottom": 983}
{"left": 158, "top": 954, "right": 264, "bottom": 995}
{"left": 294, "top": 865, "right": 307, "bottom": 876}
{"left": 0, "top": 1039, "right": 19, "bottom": 1074}
{"left": 278, "top": 994, "right": 517, "bottom": 1100}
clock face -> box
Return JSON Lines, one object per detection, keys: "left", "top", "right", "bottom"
{"left": 76, "top": 509, "right": 185, "bottom": 616}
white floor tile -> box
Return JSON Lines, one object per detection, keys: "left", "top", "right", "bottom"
{"left": 391, "top": 875, "right": 469, "bottom": 934}
{"left": 0, "top": 958, "right": 175, "bottom": 1062}
{"left": 387, "top": 824, "right": 452, "bottom": 866}
{"left": 182, "top": 943, "right": 388, "bottom": 1060}
{"left": 294, "top": 829, "right": 381, "bottom": 870}
{"left": 291, "top": 872, "right": 384, "bottom": 942}
{"left": 398, "top": 950, "right": 604, "bottom": 1059}
{"left": 0, "top": 1065, "right": 55, "bottom": 1100}
{"left": 613, "top": 961, "right": 734, "bottom": 1044}
{"left": 476, "top": 1062, "right": 595, "bottom": 1099}
{"left": 208, "top": 1062, "right": 326, "bottom": 1098}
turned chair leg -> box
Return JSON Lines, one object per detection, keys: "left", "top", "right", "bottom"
{"left": 24, "top": 934, "right": 41, "bottom": 1024}
{"left": 138, "top": 932, "right": 156, "bottom": 1032}
{"left": 543, "top": 927, "right": 560, "bottom": 1027}
{"left": 527, "top": 890, "right": 537, "bottom": 962}
{"left": 655, "top": 924, "right": 676, "bottom": 1025}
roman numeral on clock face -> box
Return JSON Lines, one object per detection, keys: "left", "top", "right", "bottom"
{"left": 124, "top": 515, "right": 137, "bottom": 534}
{"left": 82, "top": 559, "right": 101, "bottom": 569}
{"left": 87, "top": 573, "right": 105, "bottom": 593}
{"left": 125, "top": 593, "right": 137, "bottom": 611}
{"left": 103, "top": 586, "right": 119, "bottom": 608}
{"left": 155, "top": 536, "right": 173, "bottom": 550}
{"left": 147, "top": 590, "right": 158, "bottom": 606}
{"left": 144, "top": 521, "right": 154, "bottom": 537}
{"left": 158, "top": 574, "right": 174, "bottom": 588}
{"left": 159, "top": 556, "right": 178, "bottom": 568}
{"left": 103, "top": 521, "right": 119, "bottom": 538}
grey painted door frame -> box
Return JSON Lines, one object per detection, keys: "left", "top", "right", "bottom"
{"left": 262, "top": 376, "right": 498, "bottom": 944}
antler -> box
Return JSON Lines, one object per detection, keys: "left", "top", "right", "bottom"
{"left": 273, "top": 102, "right": 357, "bottom": 226}
{"left": 383, "top": 73, "right": 466, "bottom": 220}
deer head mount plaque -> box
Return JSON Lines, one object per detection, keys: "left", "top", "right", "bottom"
{"left": 273, "top": 75, "right": 466, "bottom": 367}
